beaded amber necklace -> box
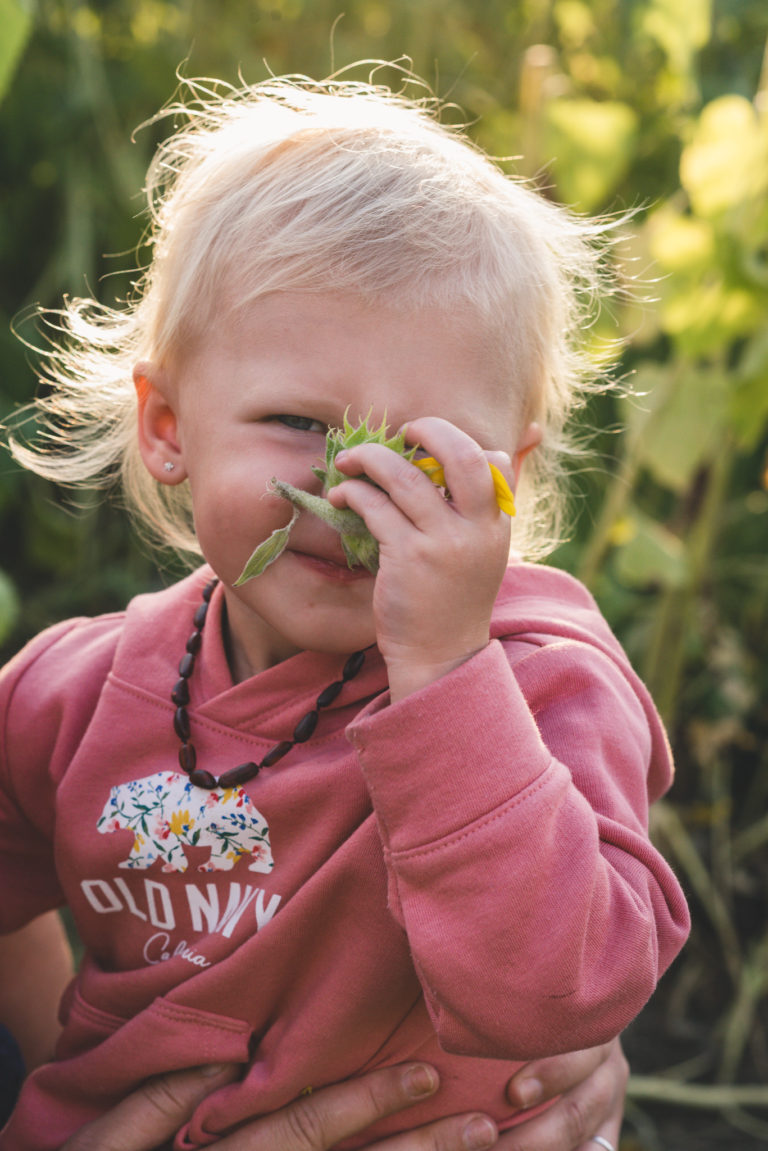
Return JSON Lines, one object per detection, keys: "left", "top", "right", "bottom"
{"left": 171, "top": 577, "right": 367, "bottom": 790}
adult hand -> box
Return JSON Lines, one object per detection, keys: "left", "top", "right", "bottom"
{"left": 60, "top": 1039, "right": 627, "bottom": 1151}
{"left": 502, "top": 1037, "right": 627, "bottom": 1151}
{"left": 60, "top": 1062, "right": 457, "bottom": 1151}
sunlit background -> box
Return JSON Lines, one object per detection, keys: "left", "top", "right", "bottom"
{"left": 1, "top": 2, "right": 767, "bottom": 1147}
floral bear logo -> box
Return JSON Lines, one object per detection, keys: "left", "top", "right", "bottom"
{"left": 97, "top": 771, "right": 274, "bottom": 874}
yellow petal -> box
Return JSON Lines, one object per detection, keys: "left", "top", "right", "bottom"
{"left": 413, "top": 456, "right": 446, "bottom": 486}
{"left": 413, "top": 457, "right": 515, "bottom": 516}
{"left": 489, "top": 463, "right": 516, "bottom": 516}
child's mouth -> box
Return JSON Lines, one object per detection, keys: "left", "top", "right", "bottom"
{"left": 290, "top": 549, "right": 373, "bottom": 582}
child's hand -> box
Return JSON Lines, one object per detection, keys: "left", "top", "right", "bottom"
{"left": 328, "top": 417, "right": 513, "bottom": 702}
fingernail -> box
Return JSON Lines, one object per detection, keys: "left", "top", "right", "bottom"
{"left": 403, "top": 1063, "right": 438, "bottom": 1098}
{"left": 199, "top": 1063, "right": 230, "bottom": 1077}
{"left": 463, "top": 1116, "right": 497, "bottom": 1150}
{"left": 515, "top": 1076, "right": 543, "bottom": 1107}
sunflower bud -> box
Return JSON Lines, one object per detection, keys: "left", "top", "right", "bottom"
{"left": 234, "top": 413, "right": 513, "bottom": 586}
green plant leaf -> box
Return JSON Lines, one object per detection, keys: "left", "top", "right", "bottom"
{"left": 647, "top": 204, "right": 716, "bottom": 275}
{"left": 639, "top": 0, "right": 711, "bottom": 78}
{"left": 623, "top": 363, "right": 730, "bottom": 492}
{"left": 730, "top": 330, "right": 768, "bottom": 449}
{"left": 681, "top": 95, "right": 768, "bottom": 219}
{"left": 544, "top": 98, "right": 638, "bottom": 210}
{"left": 234, "top": 509, "right": 299, "bottom": 583}
{"left": 613, "top": 512, "right": 689, "bottom": 589}
{"left": 0, "top": 569, "right": 19, "bottom": 645}
{"left": 660, "top": 280, "right": 765, "bottom": 356}
{"left": 0, "top": 0, "right": 32, "bottom": 106}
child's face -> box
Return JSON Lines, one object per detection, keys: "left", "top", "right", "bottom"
{"left": 140, "top": 292, "right": 526, "bottom": 679}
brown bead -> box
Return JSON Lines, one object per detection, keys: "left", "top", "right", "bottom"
{"left": 293, "top": 709, "right": 319, "bottom": 742}
{"left": 202, "top": 578, "right": 218, "bottom": 602}
{"left": 186, "top": 630, "right": 202, "bottom": 654}
{"left": 179, "top": 652, "right": 195, "bottom": 678}
{"left": 190, "top": 769, "right": 218, "bottom": 790}
{"left": 171, "top": 678, "right": 190, "bottom": 706}
{"left": 173, "top": 707, "right": 190, "bottom": 742}
{"left": 315, "top": 680, "right": 343, "bottom": 708}
{"left": 178, "top": 743, "right": 197, "bottom": 772}
{"left": 343, "top": 650, "right": 366, "bottom": 680}
{"left": 261, "top": 740, "right": 293, "bottom": 768}
{"left": 193, "top": 601, "right": 209, "bottom": 629}
{"left": 218, "top": 762, "right": 260, "bottom": 788}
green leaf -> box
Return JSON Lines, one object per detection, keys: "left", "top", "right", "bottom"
{"left": 647, "top": 204, "right": 716, "bottom": 274}
{"left": 234, "top": 509, "right": 299, "bottom": 584}
{"left": 623, "top": 363, "right": 729, "bottom": 492}
{"left": 0, "top": 0, "right": 32, "bottom": 105}
{"left": 660, "top": 280, "right": 765, "bottom": 357}
{"left": 730, "top": 331, "right": 768, "bottom": 450}
{"left": 680, "top": 96, "right": 768, "bottom": 219}
{"left": 0, "top": 569, "right": 19, "bottom": 645}
{"left": 639, "top": 0, "right": 711, "bottom": 78}
{"left": 613, "top": 512, "right": 689, "bottom": 589}
{"left": 543, "top": 98, "right": 638, "bottom": 210}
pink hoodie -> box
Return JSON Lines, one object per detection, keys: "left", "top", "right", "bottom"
{"left": 0, "top": 564, "right": 689, "bottom": 1150}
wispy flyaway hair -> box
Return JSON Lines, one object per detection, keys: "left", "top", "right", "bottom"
{"left": 7, "top": 65, "right": 619, "bottom": 558}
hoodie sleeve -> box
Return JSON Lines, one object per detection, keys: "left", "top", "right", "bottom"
{"left": 0, "top": 618, "right": 120, "bottom": 931}
{"left": 347, "top": 636, "right": 690, "bottom": 1061}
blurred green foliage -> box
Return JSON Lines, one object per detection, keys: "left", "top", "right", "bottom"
{"left": 1, "top": 0, "right": 767, "bottom": 1143}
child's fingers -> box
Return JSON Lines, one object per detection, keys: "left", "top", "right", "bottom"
{"left": 484, "top": 451, "right": 516, "bottom": 487}
{"left": 333, "top": 420, "right": 507, "bottom": 528}
{"left": 405, "top": 418, "right": 513, "bottom": 522}
{"left": 328, "top": 444, "right": 446, "bottom": 538}
{"left": 402, "top": 418, "right": 513, "bottom": 521}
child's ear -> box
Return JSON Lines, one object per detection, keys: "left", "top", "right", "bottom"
{"left": 512, "top": 422, "right": 542, "bottom": 487}
{"left": 134, "top": 362, "right": 187, "bottom": 483}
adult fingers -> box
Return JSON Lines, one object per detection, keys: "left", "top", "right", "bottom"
{"left": 496, "top": 1039, "right": 628, "bottom": 1151}
{"left": 505, "top": 1041, "right": 617, "bottom": 1111}
{"left": 207, "top": 1063, "right": 444, "bottom": 1151}
{"left": 574, "top": 1039, "right": 627, "bottom": 1151}
{"left": 61, "top": 1064, "right": 240, "bottom": 1151}
{"left": 358, "top": 1112, "right": 499, "bottom": 1151}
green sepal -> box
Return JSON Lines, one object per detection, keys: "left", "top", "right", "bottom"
{"left": 340, "top": 531, "right": 380, "bottom": 573}
{"left": 313, "top": 410, "right": 416, "bottom": 492}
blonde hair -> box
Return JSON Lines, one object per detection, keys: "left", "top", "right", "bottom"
{"left": 7, "top": 65, "right": 617, "bottom": 560}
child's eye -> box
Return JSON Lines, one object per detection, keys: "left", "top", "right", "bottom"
{"left": 274, "top": 415, "right": 326, "bottom": 433}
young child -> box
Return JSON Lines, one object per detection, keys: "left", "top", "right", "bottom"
{"left": 0, "top": 69, "right": 689, "bottom": 1151}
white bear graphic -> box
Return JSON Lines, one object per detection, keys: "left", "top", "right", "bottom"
{"left": 97, "top": 771, "right": 274, "bottom": 874}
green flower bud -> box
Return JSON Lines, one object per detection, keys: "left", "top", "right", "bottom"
{"left": 235, "top": 412, "right": 414, "bottom": 584}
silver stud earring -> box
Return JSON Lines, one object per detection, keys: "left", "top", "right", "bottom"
{"left": 163, "top": 461, "right": 176, "bottom": 473}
